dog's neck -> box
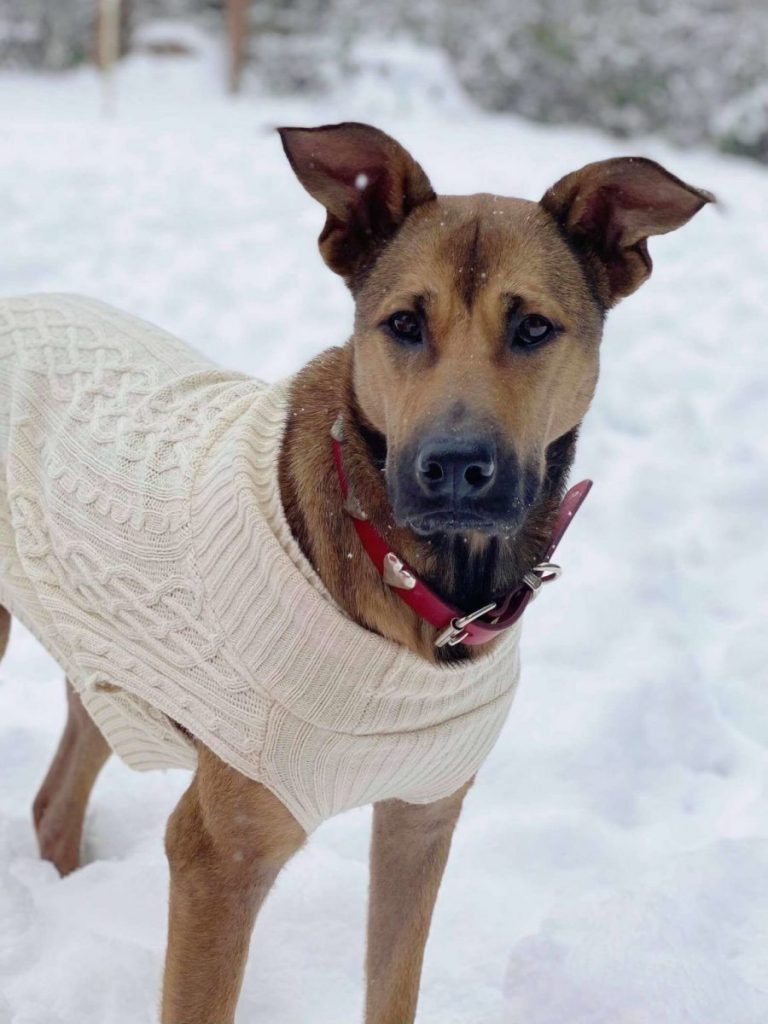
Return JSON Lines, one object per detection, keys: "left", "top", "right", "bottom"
{"left": 277, "top": 345, "right": 577, "bottom": 663}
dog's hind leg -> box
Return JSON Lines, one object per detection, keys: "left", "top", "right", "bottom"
{"left": 32, "top": 678, "right": 111, "bottom": 876}
{"left": 0, "top": 605, "right": 10, "bottom": 663}
{"left": 364, "top": 780, "right": 473, "bottom": 1024}
{"left": 162, "top": 744, "right": 306, "bottom": 1024}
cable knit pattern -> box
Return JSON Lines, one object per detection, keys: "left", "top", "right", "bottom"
{"left": 0, "top": 295, "right": 521, "bottom": 831}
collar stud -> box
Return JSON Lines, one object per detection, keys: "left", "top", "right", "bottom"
{"left": 382, "top": 552, "right": 417, "bottom": 590}
{"left": 330, "top": 414, "right": 345, "bottom": 442}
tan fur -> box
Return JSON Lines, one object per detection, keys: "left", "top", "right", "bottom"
{"left": 32, "top": 679, "right": 111, "bottom": 876}
{"left": 365, "top": 781, "right": 473, "bottom": 1024}
{"left": 1, "top": 124, "right": 711, "bottom": 1023}
{"left": 161, "top": 746, "right": 306, "bottom": 1024}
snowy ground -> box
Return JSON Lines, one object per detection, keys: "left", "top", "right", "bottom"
{"left": 1, "top": 32, "right": 767, "bottom": 1024}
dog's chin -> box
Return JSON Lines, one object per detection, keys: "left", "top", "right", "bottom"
{"left": 402, "top": 511, "right": 524, "bottom": 539}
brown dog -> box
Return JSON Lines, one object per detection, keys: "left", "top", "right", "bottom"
{"left": 0, "top": 123, "right": 711, "bottom": 1023}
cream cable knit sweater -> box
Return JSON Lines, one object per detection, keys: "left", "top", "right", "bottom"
{"left": 0, "top": 294, "right": 521, "bottom": 832}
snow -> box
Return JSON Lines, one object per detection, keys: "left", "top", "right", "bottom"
{"left": 1, "top": 35, "right": 767, "bottom": 1024}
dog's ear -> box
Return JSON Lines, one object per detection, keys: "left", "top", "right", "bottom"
{"left": 278, "top": 122, "right": 435, "bottom": 284}
{"left": 541, "top": 157, "right": 714, "bottom": 306}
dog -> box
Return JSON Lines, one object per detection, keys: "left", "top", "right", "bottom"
{"left": 0, "top": 122, "right": 711, "bottom": 1023}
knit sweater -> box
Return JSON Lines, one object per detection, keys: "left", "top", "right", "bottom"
{"left": 0, "top": 294, "right": 521, "bottom": 832}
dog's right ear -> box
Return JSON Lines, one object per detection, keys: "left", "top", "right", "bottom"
{"left": 278, "top": 122, "right": 435, "bottom": 285}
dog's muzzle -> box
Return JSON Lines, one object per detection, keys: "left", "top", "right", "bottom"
{"left": 391, "top": 433, "right": 537, "bottom": 536}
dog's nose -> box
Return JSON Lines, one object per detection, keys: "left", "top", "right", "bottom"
{"left": 415, "top": 437, "right": 497, "bottom": 500}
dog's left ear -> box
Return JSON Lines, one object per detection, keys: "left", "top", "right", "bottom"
{"left": 541, "top": 157, "right": 714, "bottom": 306}
{"left": 278, "top": 122, "right": 435, "bottom": 285}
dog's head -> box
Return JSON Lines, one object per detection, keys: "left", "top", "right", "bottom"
{"left": 280, "top": 122, "right": 712, "bottom": 537}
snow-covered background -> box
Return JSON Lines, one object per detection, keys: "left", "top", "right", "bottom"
{"left": 5, "top": 1, "right": 768, "bottom": 162}
{"left": 1, "top": 33, "right": 767, "bottom": 1024}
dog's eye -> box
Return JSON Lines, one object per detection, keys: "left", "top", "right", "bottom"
{"left": 386, "top": 310, "right": 422, "bottom": 345}
{"left": 512, "top": 314, "right": 555, "bottom": 348}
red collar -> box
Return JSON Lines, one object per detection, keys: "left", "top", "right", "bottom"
{"left": 331, "top": 416, "right": 592, "bottom": 648}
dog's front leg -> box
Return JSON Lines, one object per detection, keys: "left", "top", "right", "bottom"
{"left": 162, "top": 745, "right": 305, "bottom": 1024}
{"left": 365, "top": 781, "right": 473, "bottom": 1024}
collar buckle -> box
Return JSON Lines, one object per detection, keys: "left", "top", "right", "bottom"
{"left": 434, "top": 601, "right": 498, "bottom": 648}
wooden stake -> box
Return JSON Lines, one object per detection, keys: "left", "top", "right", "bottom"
{"left": 97, "top": 0, "right": 122, "bottom": 114}
{"left": 227, "top": 0, "right": 249, "bottom": 95}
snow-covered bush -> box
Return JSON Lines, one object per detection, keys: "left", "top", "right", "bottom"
{"left": 714, "top": 83, "right": 768, "bottom": 161}
{"left": 441, "top": 0, "right": 768, "bottom": 154}
{"left": 0, "top": 0, "right": 94, "bottom": 70}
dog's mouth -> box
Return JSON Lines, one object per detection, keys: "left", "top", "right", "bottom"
{"left": 403, "top": 509, "right": 523, "bottom": 538}
{"left": 407, "top": 513, "right": 495, "bottom": 537}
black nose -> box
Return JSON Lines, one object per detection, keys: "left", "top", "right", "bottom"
{"left": 415, "top": 437, "right": 497, "bottom": 500}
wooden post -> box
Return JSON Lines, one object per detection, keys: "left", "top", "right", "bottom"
{"left": 227, "top": 0, "right": 249, "bottom": 95}
{"left": 96, "top": 0, "right": 122, "bottom": 113}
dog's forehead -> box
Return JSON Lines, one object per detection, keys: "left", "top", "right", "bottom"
{"left": 414, "top": 193, "right": 569, "bottom": 268}
{"left": 364, "top": 193, "right": 597, "bottom": 322}
{"left": 434, "top": 192, "right": 542, "bottom": 223}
